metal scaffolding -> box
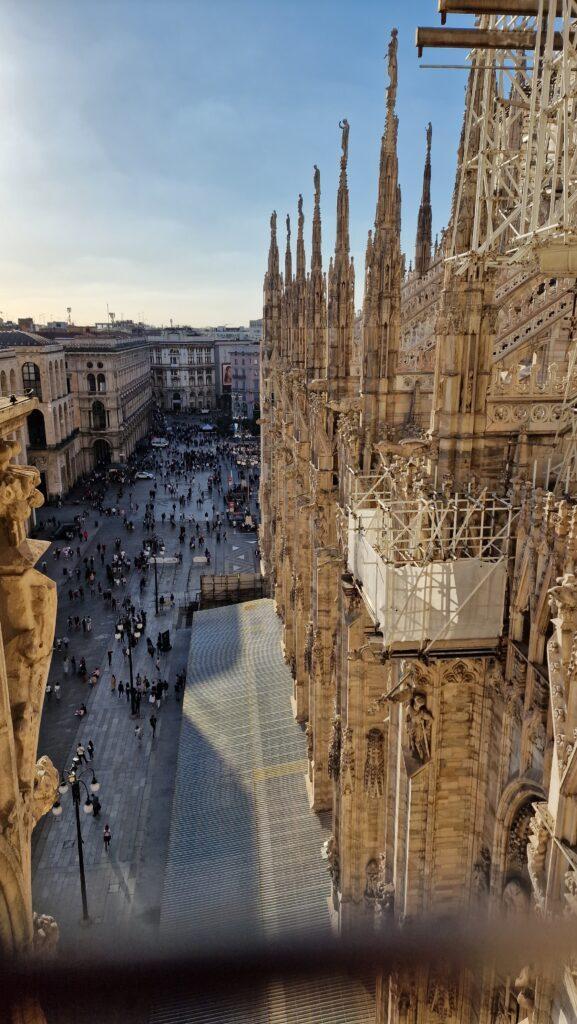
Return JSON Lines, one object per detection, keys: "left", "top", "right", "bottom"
{"left": 418, "top": 0, "right": 577, "bottom": 271}
{"left": 345, "top": 473, "right": 518, "bottom": 655}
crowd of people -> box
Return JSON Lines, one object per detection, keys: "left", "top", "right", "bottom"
{"left": 41, "top": 418, "right": 261, "bottom": 843}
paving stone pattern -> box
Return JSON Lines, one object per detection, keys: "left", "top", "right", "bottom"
{"left": 155, "top": 599, "right": 373, "bottom": 1024}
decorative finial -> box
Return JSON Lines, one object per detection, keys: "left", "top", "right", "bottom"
{"left": 270, "top": 210, "right": 277, "bottom": 234}
{"left": 387, "top": 28, "right": 398, "bottom": 115}
{"left": 339, "top": 119, "right": 349, "bottom": 170}
{"left": 286, "top": 213, "right": 291, "bottom": 242}
{"left": 426, "top": 121, "right": 432, "bottom": 156}
{"left": 298, "top": 194, "right": 304, "bottom": 225}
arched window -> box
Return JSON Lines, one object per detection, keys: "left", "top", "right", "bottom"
{"left": 0, "top": 371, "right": 7, "bottom": 397}
{"left": 22, "top": 362, "right": 42, "bottom": 400}
{"left": 9, "top": 369, "right": 16, "bottom": 393}
{"left": 92, "top": 400, "right": 106, "bottom": 431}
{"left": 27, "top": 410, "right": 46, "bottom": 448}
{"left": 97, "top": 373, "right": 106, "bottom": 393}
{"left": 87, "top": 373, "right": 96, "bottom": 393}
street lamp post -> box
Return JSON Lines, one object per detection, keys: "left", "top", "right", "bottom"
{"left": 71, "top": 777, "right": 89, "bottom": 922}
{"left": 115, "top": 614, "right": 144, "bottom": 715}
{"left": 52, "top": 763, "right": 101, "bottom": 924}
{"left": 147, "top": 536, "right": 165, "bottom": 616}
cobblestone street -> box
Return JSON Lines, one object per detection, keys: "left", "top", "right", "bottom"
{"left": 32, "top": 431, "right": 260, "bottom": 955}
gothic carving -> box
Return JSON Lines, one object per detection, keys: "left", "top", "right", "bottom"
{"left": 304, "top": 621, "right": 314, "bottom": 673}
{"left": 31, "top": 757, "right": 59, "bottom": 827}
{"left": 31, "top": 913, "right": 59, "bottom": 958}
{"left": 507, "top": 803, "right": 534, "bottom": 870}
{"left": 427, "top": 969, "right": 457, "bottom": 1022}
{"left": 364, "top": 854, "right": 394, "bottom": 914}
{"left": 527, "top": 807, "right": 551, "bottom": 913}
{"left": 363, "top": 728, "right": 385, "bottom": 799}
{"left": 472, "top": 846, "right": 491, "bottom": 897}
{"left": 258, "top": 27, "right": 577, "bottom": 1024}
{"left": 328, "top": 715, "right": 342, "bottom": 780}
{"left": 324, "top": 835, "right": 340, "bottom": 890}
{"left": 548, "top": 573, "right": 577, "bottom": 665}
{"left": 404, "top": 692, "right": 433, "bottom": 766}
{"left": 305, "top": 722, "right": 313, "bottom": 763}
{"left": 340, "top": 727, "right": 355, "bottom": 794}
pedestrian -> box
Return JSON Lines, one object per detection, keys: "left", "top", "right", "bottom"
{"left": 149, "top": 714, "right": 157, "bottom": 738}
{"left": 125, "top": 683, "right": 131, "bottom": 703}
{"left": 134, "top": 724, "right": 142, "bottom": 744}
{"left": 76, "top": 743, "right": 87, "bottom": 764}
{"left": 118, "top": 680, "right": 124, "bottom": 699}
{"left": 87, "top": 740, "right": 95, "bottom": 760}
{"left": 103, "top": 824, "right": 112, "bottom": 852}
{"left": 63, "top": 656, "right": 69, "bottom": 676}
{"left": 110, "top": 674, "right": 117, "bottom": 695}
{"left": 92, "top": 795, "right": 102, "bottom": 818}
{"left": 54, "top": 682, "right": 61, "bottom": 701}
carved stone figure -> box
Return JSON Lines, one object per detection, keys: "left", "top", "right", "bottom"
{"left": 502, "top": 878, "right": 530, "bottom": 915}
{"left": 472, "top": 846, "right": 491, "bottom": 897}
{"left": 340, "top": 727, "right": 355, "bottom": 794}
{"left": 365, "top": 858, "right": 381, "bottom": 899}
{"left": 31, "top": 757, "right": 59, "bottom": 827}
{"left": 305, "top": 722, "right": 314, "bottom": 763}
{"left": 405, "top": 693, "right": 433, "bottom": 764}
{"left": 363, "top": 728, "right": 385, "bottom": 799}
{"left": 549, "top": 572, "right": 577, "bottom": 665}
{"left": 32, "top": 913, "right": 59, "bottom": 958}
{"left": 322, "top": 835, "right": 340, "bottom": 890}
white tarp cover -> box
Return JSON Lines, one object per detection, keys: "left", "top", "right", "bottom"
{"left": 348, "top": 510, "right": 506, "bottom": 648}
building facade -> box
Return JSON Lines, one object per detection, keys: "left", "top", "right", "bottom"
{"left": 0, "top": 330, "right": 81, "bottom": 498}
{"left": 261, "top": 21, "right": 577, "bottom": 1024}
{"left": 63, "top": 331, "right": 153, "bottom": 469}
{"left": 148, "top": 329, "right": 216, "bottom": 414}
{"left": 214, "top": 338, "right": 260, "bottom": 420}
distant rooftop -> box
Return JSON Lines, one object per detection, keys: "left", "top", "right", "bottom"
{"left": 0, "top": 329, "right": 60, "bottom": 349}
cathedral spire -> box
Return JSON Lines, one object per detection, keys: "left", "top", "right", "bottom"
{"left": 335, "top": 119, "right": 350, "bottom": 256}
{"left": 328, "top": 119, "right": 355, "bottom": 390}
{"left": 296, "top": 194, "right": 306, "bottom": 282}
{"left": 375, "top": 27, "right": 399, "bottom": 233}
{"left": 415, "top": 122, "right": 432, "bottom": 277}
{"left": 267, "top": 210, "right": 279, "bottom": 278}
{"left": 311, "top": 165, "right": 322, "bottom": 272}
{"left": 306, "top": 165, "right": 327, "bottom": 378}
{"left": 285, "top": 213, "right": 292, "bottom": 284}
{"left": 360, "top": 27, "right": 403, "bottom": 468}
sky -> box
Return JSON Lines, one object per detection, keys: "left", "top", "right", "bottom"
{"left": 0, "top": 0, "right": 469, "bottom": 327}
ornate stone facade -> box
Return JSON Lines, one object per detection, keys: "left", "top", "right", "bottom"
{"left": 260, "top": 22, "right": 577, "bottom": 1024}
